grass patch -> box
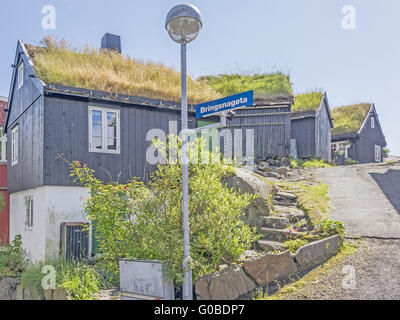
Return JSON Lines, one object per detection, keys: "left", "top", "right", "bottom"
{"left": 0, "top": 235, "right": 26, "bottom": 277}
{"left": 297, "top": 183, "right": 330, "bottom": 224}
{"left": 199, "top": 73, "right": 293, "bottom": 101}
{"left": 282, "top": 239, "right": 309, "bottom": 253}
{"left": 331, "top": 103, "right": 371, "bottom": 135}
{"left": 256, "top": 241, "right": 357, "bottom": 300}
{"left": 292, "top": 91, "right": 323, "bottom": 113}
{"left": 26, "top": 37, "right": 221, "bottom": 104}
{"left": 20, "top": 260, "right": 114, "bottom": 300}
{"left": 290, "top": 158, "right": 333, "bottom": 169}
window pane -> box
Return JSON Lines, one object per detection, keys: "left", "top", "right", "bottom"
{"left": 92, "top": 123, "right": 102, "bottom": 137}
{"left": 92, "top": 137, "right": 102, "bottom": 150}
{"left": 107, "top": 112, "right": 116, "bottom": 125}
{"left": 107, "top": 138, "right": 117, "bottom": 150}
{"left": 92, "top": 110, "right": 102, "bottom": 124}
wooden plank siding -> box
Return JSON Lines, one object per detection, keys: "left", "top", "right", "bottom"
{"left": 291, "top": 116, "right": 315, "bottom": 159}
{"left": 42, "top": 95, "right": 196, "bottom": 187}
{"left": 224, "top": 105, "right": 292, "bottom": 160}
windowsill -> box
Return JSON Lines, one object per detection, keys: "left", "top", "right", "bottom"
{"left": 25, "top": 227, "right": 33, "bottom": 231}
{"left": 89, "top": 149, "right": 120, "bottom": 155}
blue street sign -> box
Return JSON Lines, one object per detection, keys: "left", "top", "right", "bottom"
{"left": 195, "top": 91, "right": 253, "bottom": 119}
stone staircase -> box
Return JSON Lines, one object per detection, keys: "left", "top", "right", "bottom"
{"left": 256, "top": 190, "right": 309, "bottom": 253}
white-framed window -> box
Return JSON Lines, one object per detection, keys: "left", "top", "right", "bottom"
{"left": 371, "top": 117, "right": 375, "bottom": 128}
{"left": 11, "top": 125, "right": 18, "bottom": 166}
{"left": 18, "top": 62, "right": 24, "bottom": 89}
{"left": 0, "top": 128, "right": 6, "bottom": 162}
{"left": 331, "top": 141, "right": 350, "bottom": 158}
{"left": 88, "top": 106, "right": 120, "bottom": 154}
{"left": 375, "top": 145, "right": 381, "bottom": 162}
{"left": 25, "top": 196, "right": 33, "bottom": 229}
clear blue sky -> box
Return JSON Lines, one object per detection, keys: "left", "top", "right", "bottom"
{"left": 1, "top": 0, "right": 399, "bottom": 154}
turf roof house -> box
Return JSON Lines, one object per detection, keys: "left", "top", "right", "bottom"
{"left": 291, "top": 92, "right": 334, "bottom": 161}
{"left": 3, "top": 35, "right": 217, "bottom": 262}
{"left": 331, "top": 103, "right": 386, "bottom": 163}
{"left": 200, "top": 74, "right": 294, "bottom": 161}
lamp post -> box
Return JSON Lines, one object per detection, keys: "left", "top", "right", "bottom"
{"left": 165, "top": 3, "right": 202, "bottom": 301}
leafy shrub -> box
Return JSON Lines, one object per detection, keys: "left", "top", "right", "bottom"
{"left": 67, "top": 137, "right": 259, "bottom": 282}
{"left": 0, "top": 192, "right": 5, "bottom": 212}
{"left": 283, "top": 239, "right": 309, "bottom": 253}
{"left": 289, "top": 158, "right": 333, "bottom": 169}
{"left": 0, "top": 235, "right": 26, "bottom": 276}
{"left": 344, "top": 158, "right": 358, "bottom": 165}
{"left": 383, "top": 147, "right": 390, "bottom": 158}
{"left": 314, "top": 219, "right": 346, "bottom": 237}
{"left": 21, "top": 260, "right": 109, "bottom": 300}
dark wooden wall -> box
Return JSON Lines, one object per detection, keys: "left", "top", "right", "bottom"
{"left": 291, "top": 116, "right": 315, "bottom": 159}
{"left": 42, "top": 96, "right": 196, "bottom": 187}
{"left": 225, "top": 105, "right": 291, "bottom": 160}
{"left": 315, "top": 100, "right": 332, "bottom": 161}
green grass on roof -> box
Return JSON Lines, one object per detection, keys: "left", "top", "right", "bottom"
{"left": 198, "top": 73, "right": 293, "bottom": 101}
{"left": 331, "top": 103, "right": 371, "bottom": 135}
{"left": 292, "top": 92, "right": 323, "bottom": 113}
{"left": 26, "top": 37, "right": 221, "bottom": 104}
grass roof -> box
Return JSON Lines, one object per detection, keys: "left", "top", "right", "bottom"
{"left": 331, "top": 103, "right": 371, "bottom": 135}
{"left": 292, "top": 91, "right": 323, "bottom": 113}
{"left": 198, "top": 73, "right": 293, "bottom": 102}
{"left": 26, "top": 37, "right": 221, "bottom": 104}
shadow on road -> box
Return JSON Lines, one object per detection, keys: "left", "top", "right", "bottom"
{"left": 370, "top": 169, "right": 400, "bottom": 214}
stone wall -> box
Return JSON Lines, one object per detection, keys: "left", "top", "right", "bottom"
{"left": 195, "top": 235, "right": 343, "bottom": 300}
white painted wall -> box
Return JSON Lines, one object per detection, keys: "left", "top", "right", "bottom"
{"left": 9, "top": 186, "right": 88, "bottom": 263}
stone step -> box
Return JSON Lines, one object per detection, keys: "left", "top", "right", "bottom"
{"left": 261, "top": 227, "right": 301, "bottom": 242}
{"left": 273, "top": 200, "right": 296, "bottom": 208}
{"left": 275, "top": 211, "right": 306, "bottom": 224}
{"left": 263, "top": 216, "right": 290, "bottom": 229}
{"left": 273, "top": 205, "right": 304, "bottom": 215}
{"left": 275, "top": 191, "right": 298, "bottom": 201}
{"left": 256, "top": 240, "right": 285, "bottom": 252}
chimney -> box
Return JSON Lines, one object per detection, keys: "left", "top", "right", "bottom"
{"left": 101, "top": 33, "right": 121, "bottom": 53}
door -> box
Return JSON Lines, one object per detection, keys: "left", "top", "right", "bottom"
{"left": 61, "top": 223, "right": 89, "bottom": 260}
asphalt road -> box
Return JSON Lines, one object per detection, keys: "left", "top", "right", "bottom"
{"left": 316, "top": 162, "right": 400, "bottom": 239}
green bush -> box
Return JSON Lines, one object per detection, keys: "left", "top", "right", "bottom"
{"left": 290, "top": 158, "right": 333, "bottom": 169}
{"left": 0, "top": 235, "right": 26, "bottom": 276}
{"left": 344, "top": 158, "right": 358, "bottom": 165}
{"left": 67, "top": 137, "right": 259, "bottom": 282}
{"left": 282, "top": 239, "right": 309, "bottom": 253}
{"left": 383, "top": 148, "right": 390, "bottom": 158}
{"left": 314, "top": 219, "right": 346, "bottom": 237}
{"left": 21, "top": 260, "right": 110, "bottom": 300}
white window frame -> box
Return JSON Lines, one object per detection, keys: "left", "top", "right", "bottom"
{"left": 371, "top": 116, "right": 375, "bottom": 128}
{"left": 11, "top": 125, "right": 18, "bottom": 166}
{"left": 25, "top": 196, "right": 34, "bottom": 230}
{"left": 18, "top": 62, "right": 24, "bottom": 89}
{"left": 88, "top": 106, "right": 120, "bottom": 154}
{"left": 331, "top": 141, "right": 350, "bottom": 159}
{"left": 0, "top": 128, "right": 6, "bottom": 163}
{"left": 375, "top": 145, "right": 381, "bottom": 162}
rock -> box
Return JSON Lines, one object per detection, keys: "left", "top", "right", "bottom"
{"left": 267, "top": 159, "right": 276, "bottom": 166}
{"left": 276, "top": 167, "right": 288, "bottom": 176}
{"left": 257, "top": 161, "right": 270, "bottom": 171}
{"left": 14, "top": 284, "right": 24, "bottom": 300}
{"left": 24, "top": 287, "right": 45, "bottom": 300}
{"left": 52, "top": 289, "right": 68, "bottom": 300}
{"left": 44, "top": 289, "right": 53, "bottom": 300}
{"left": 222, "top": 168, "right": 271, "bottom": 200}
{"left": 256, "top": 240, "right": 285, "bottom": 252}
{"left": 295, "top": 235, "right": 343, "bottom": 273}
{"left": 195, "top": 266, "right": 256, "bottom": 300}
{"left": 281, "top": 157, "right": 290, "bottom": 166}
{"left": 262, "top": 172, "right": 282, "bottom": 179}
{"left": 241, "top": 197, "right": 270, "bottom": 228}
{"left": 0, "top": 277, "right": 20, "bottom": 300}
{"left": 243, "top": 251, "right": 298, "bottom": 287}
{"left": 276, "top": 191, "right": 297, "bottom": 201}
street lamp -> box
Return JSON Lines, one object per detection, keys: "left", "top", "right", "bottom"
{"left": 165, "top": 3, "right": 202, "bottom": 301}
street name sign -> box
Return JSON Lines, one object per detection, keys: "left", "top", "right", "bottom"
{"left": 195, "top": 90, "right": 253, "bottom": 119}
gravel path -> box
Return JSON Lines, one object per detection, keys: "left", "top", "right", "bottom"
{"left": 316, "top": 162, "right": 400, "bottom": 238}
{"left": 279, "top": 239, "right": 400, "bottom": 300}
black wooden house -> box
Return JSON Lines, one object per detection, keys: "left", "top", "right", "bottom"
{"left": 290, "top": 92, "right": 334, "bottom": 161}
{"left": 331, "top": 103, "right": 387, "bottom": 163}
